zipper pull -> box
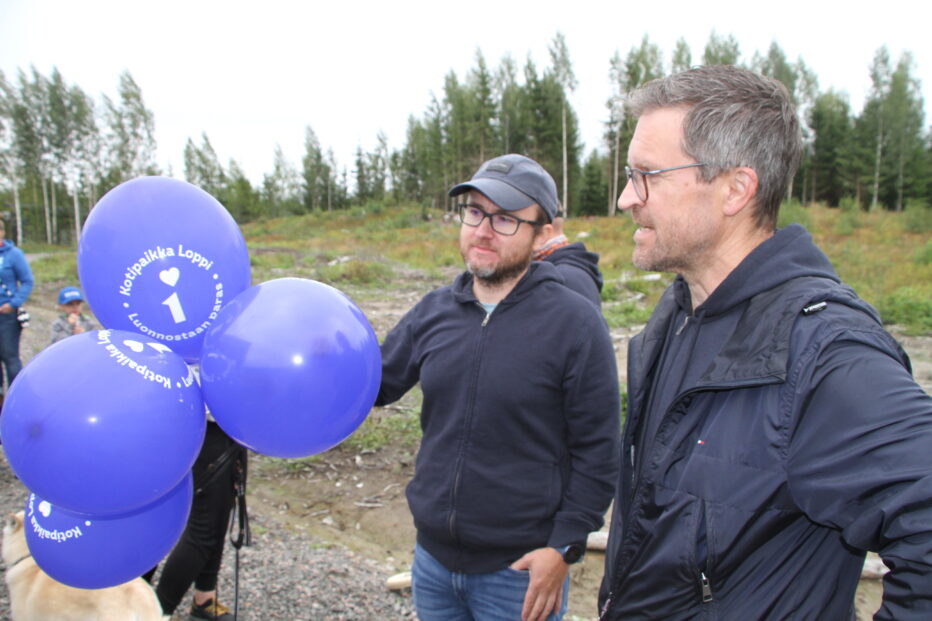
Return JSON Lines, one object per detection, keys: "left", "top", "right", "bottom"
{"left": 700, "top": 571, "right": 713, "bottom": 603}
{"left": 599, "top": 593, "right": 613, "bottom": 619}
{"left": 675, "top": 314, "right": 689, "bottom": 335}
{"left": 481, "top": 312, "right": 491, "bottom": 327}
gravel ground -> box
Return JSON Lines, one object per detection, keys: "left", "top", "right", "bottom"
{"left": 0, "top": 450, "right": 416, "bottom": 620}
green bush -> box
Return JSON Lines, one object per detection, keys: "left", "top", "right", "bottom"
{"left": 876, "top": 287, "right": 932, "bottom": 334}
{"left": 318, "top": 258, "right": 393, "bottom": 286}
{"left": 914, "top": 241, "right": 932, "bottom": 265}
{"left": 839, "top": 196, "right": 861, "bottom": 213}
{"left": 600, "top": 282, "right": 621, "bottom": 303}
{"left": 902, "top": 200, "right": 932, "bottom": 234}
{"left": 249, "top": 250, "right": 296, "bottom": 270}
{"left": 834, "top": 209, "right": 862, "bottom": 235}
{"left": 777, "top": 199, "right": 812, "bottom": 230}
{"left": 625, "top": 278, "right": 655, "bottom": 296}
{"left": 30, "top": 252, "right": 78, "bottom": 283}
{"left": 603, "top": 301, "right": 652, "bottom": 328}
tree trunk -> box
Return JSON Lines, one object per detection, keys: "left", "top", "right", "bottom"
{"left": 561, "top": 103, "right": 569, "bottom": 217}
{"left": 870, "top": 122, "right": 883, "bottom": 211}
{"left": 609, "top": 127, "right": 621, "bottom": 216}
{"left": 895, "top": 147, "right": 905, "bottom": 211}
{"left": 51, "top": 180, "right": 58, "bottom": 243}
{"left": 73, "top": 181, "right": 82, "bottom": 244}
{"left": 42, "top": 177, "right": 52, "bottom": 245}
{"left": 12, "top": 168, "right": 23, "bottom": 247}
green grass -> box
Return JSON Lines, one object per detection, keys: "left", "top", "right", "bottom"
{"left": 26, "top": 202, "right": 932, "bottom": 336}
{"left": 317, "top": 259, "right": 394, "bottom": 287}
{"left": 603, "top": 301, "right": 653, "bottom": 328}
{"left": 342, "top": 388, "right": 424, "bottom": 452}
{"left": 29, "top": 252, "right": 79, "bottom": 284}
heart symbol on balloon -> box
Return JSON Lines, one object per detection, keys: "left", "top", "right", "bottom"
{"left": 39, "top": 500, "right": 51, "bottom": 518}
{"left": 123, "top": 340, "right": 145, "bottom": 353}
{"left": 159, "top": 268, "right": 180, "bottom": 287}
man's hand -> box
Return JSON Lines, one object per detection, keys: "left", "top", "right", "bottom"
{"left": 0, "top": 303, "right": 12, "bottom": 314}
{"left": 510, "top": 547, "right": 568, "bottom": 621}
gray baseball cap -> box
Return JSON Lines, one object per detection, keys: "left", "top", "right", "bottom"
{"left": 449, "top": 154, "right": 558, "bottom": 222}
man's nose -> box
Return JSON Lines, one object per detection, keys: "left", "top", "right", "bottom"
{"left": 617, "top": 178, "right": 643, "bottom": 212}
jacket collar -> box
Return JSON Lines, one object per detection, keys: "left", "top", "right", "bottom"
{"left": 632, "top": 275, "right": 881, "bottom": 395}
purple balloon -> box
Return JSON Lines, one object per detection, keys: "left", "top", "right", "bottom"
{"left": 78, "top": 176, "right": 251, "bottom": 362}
{"left": 1, "top": 329, "right": 205, "bottom": 516}
{"left": 25, "top": 473, "right": 193, "bottom": 589}
{"left": 200, "top": 278, "right": 381, "bottom": 458}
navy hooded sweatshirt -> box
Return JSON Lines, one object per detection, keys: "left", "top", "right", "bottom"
{"left": 377, "top": 261, "right": 620, "bottom": 573}
{"left": 540, "top": 241, "right": 604, "bottom": 308}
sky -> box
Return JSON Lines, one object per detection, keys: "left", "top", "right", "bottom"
{"left": 2, "top": 0, "right": 930, "bottom": 186}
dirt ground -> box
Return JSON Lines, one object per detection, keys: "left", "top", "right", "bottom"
{"left": 18, "top": 268, "right": 930, "bottom": 620}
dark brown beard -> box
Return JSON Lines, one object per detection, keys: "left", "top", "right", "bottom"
{"left": 468, "top": 255, "right": 532, "bottom": 286}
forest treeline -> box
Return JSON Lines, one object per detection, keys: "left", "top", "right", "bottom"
{"left": 1, "top": 31, "right": 929, "bottom": 245}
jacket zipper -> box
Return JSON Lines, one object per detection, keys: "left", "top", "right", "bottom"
{"left": 600, "top": 385, "right": 711, "bottom": 620}
{"left": 700, "top": 571, "right": 713, "bottom": 603}
{"left": 448, "top": 304, "right": 491, "bottom": 540}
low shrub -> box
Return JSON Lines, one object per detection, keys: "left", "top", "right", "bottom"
{"left": 876, "top": 287, "right": 932, "bottom": 335}
{"left": 778, "top": 199, "right": 812, "bottom": 230}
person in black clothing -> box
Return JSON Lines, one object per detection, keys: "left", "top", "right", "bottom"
{"left": 599, "top": 64, "right": 932, "bottom": 620}
{"left": 378, "top": 154, "right": 619, "bottom": 621}
{"left": 533, "top": 211, "right": 603, "bottom": 308}
{"left": 146, "top": 422, "right": 245, "bottom": 621}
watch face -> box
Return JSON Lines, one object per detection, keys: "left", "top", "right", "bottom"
{"left": 563, "top": 544, "right": 583, "bottom": 564}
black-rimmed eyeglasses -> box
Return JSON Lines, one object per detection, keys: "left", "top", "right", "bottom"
{"left": 624, "top": 163, "right": 708, "bottom": 202}
{"left": 458, "top": 204, "right": 541, "bottom": 236}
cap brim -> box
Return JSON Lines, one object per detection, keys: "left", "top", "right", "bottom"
{"left": 448, "top": 178, "right": 536, "bottom": 213}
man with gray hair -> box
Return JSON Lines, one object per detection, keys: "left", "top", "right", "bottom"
{"left": 599, "top": 65, "right": 932, "bottom": 620}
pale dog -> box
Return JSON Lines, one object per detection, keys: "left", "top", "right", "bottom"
{"left": 3, "top": 511, "right": 164, "bottom": 621}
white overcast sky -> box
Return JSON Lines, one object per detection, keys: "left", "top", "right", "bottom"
{"left": 2, "top": 0, "right": 929, "bottom": 186}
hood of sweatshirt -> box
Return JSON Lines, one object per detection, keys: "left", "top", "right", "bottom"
{"left": 672, "top": 224, "right": 840, "bottom": 319}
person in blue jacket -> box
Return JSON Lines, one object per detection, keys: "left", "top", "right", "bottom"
{"left": 378, "top": 154, "right": 620, "bottom": 621}
{"left": 0, "top": 220, "right": 33, "bottom": 403}
{"left": 599, "top": 65, "right": 932, "bottom": 620}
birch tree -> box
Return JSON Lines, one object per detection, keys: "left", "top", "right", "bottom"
{"left": 549, "top": 32, "right": 577, "bottom": 215}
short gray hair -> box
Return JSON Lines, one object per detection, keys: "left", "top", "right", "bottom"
{"left": 627, "top": 65, "right": 801, "bottom": 229}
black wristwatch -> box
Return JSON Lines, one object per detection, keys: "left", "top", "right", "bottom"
{"left": 555, "top": 543, "right": 584, "bottom": 564}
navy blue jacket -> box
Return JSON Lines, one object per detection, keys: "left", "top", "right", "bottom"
{"left": 0, "top": 240, "right": 33, "bottom": 308}
{"left": 600, "top": 225, "right": 932, "bottom": 620}
{"left": 378, "top": 261, "right": 620, "bottom": 573}
{"left": 540, "top": 242, "right": 603, "bottom": 308}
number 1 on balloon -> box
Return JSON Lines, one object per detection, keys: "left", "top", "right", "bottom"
{"left": 162, "top": 292, "right": 187, "bottom": 323}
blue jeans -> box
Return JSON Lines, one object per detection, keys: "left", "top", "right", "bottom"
{"left": 0, "top": 313, "right": 22, "bottom": 392}
{"left": 412, "top": 544, "right": 568, "bottom": 621}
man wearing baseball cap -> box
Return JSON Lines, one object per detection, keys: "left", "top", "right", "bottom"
{"left": 377, "top": 154, "right": 619, "bottom": 620}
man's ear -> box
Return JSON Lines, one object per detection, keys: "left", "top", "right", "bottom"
{"left": 534, "top": 222, "right": 554, "bottom": 247}
{"left": 722, "top": 167, "right": 759, "bottom": 217}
